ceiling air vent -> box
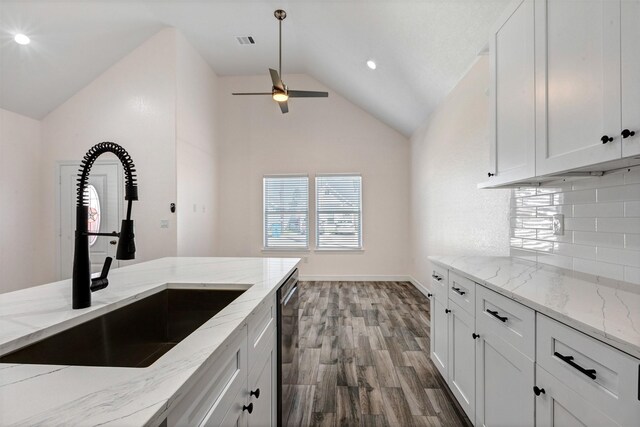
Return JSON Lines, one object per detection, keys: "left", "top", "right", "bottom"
{"left": 236, "top": 36, "right": 255, "bottom": 45}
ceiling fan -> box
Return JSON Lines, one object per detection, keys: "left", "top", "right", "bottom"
{"left": 232, "top": 9, "right": 328, "bottom": 113}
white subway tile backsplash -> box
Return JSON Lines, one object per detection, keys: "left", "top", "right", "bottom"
{"left": 573, "top": 202, "right": 623, "bottom": 218}
{"left": 597, "top": 247, "right": 640, "bottom": 268}
{"left": 510, "top": 167, "right": 640, "bottom": 285}
{"left": 553, "top": 189, "right": 596, "bottom": 205}
{"left": 573, "top": 258, "right": 624, "bottom": 281}
{"left": 553, "top": 242, "right": 596, "bottom": 260}
{"left": 564, "top": 218, "right": 596, "bottom": 232}
{"left": 597, "top": 184, "right": 640, "bottom": 202}
{"left": 625, "top": 201, "right": 640, "bottom": 217}
{"left": 573, "top": 231, "right": 625, "bottom": 248}
{"left": 597, "top": 217, "right": 640, "bottom": 233}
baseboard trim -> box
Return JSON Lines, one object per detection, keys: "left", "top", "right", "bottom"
{"left": 408, "top": 275, "right": 432, "bottom": 298}
{"left": 299, "top": 275, "right": 412, "bottom": 282}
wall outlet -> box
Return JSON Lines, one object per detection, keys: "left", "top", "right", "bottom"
{"left": 160, "top": 219, "right": 169, "bottom": 229}
{"left": 553, "top": 214, "right": 564, "bottom": 236}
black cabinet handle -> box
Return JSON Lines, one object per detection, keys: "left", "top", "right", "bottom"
{"left": 250, "top": 388, "right": 260, "bottom": 399}
{"left": 242, "top": 403, "right": 254, "bottom": 414}
{"left": 622, "top": 129, "right": 636, "bottom": 139}
{"left": 431, "top": 274, "right": 442, "bottom": 281}
{"left": 472, "top": 333, "right": 480, "bottom": 339}
{"left": 486, "top": 309, "right": 507, "bottom": 322}
{"left": 601, "top": 135, "right": 614, "bottom": 144}
{"left": 533, "top": 386, "right": 545, "bottom": 396}
{"left": 452, "top": 286, "right": 466, "bottom": 296}
{"left": 488, "top": 172, "right": 495, "bottom": 177}
{"left": 554, "top": 351, "right": 596, "bottom": 380}
{"left": 445, "top": 308, "right": 451, "bottom": 314}
{"left": 427, "top": 293, "right": 433, "bottom": 298}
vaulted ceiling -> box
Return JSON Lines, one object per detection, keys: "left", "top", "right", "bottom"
{"left": 0, "top": 0, "right": 509, "bottom": 136}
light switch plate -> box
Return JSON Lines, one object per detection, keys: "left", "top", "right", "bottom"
{"left": 553, "top": 214, "right": 564, "bottom": 235}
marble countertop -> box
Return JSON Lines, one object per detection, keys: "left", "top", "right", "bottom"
{"left": 0, "top": 257, "right": 299, "bottom": 426}
{"left": 429, "top": 256, "right": 640, "bottom": 359}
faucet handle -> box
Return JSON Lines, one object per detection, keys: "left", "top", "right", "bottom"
{"left": 90, "top": 257, "right": 112, "bottom": 292}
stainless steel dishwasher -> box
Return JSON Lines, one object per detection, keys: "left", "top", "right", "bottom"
{"left": 277, "top": 268, "right": 298, "bottom": 426}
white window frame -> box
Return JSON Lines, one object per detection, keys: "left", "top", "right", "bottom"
{"left": 315, "top": 173, "right": 363, "bottom": 250}
{"left": 263, "top": 174, "right": 310, "bottom": 251}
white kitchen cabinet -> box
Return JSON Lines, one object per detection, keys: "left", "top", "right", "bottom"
{"left": 209, "top": 388, "right": 249, "bottom": 427}
{"left": 534, "top": 0, "right": 622, "bottom": 175}
{"left": 535, "top": 366, "right": 618, "bottom": 426}
{"left": 622, "top": 0, "right": 640, "bottom": 157}
{"left": 430, "top": 296, "right": 449, "bottom": 380}
{"left": 447, "top": 301, "right": 476, "bottom": 421}
{"left": 247, "top": 334, "right": 275, "bottom": 427}
{"left": 486, "top": 0, "right": 536, "bottom": 186}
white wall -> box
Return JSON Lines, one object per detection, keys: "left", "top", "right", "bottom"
{"left": 0, "top": 109, "right": 49, "bottom": 292}
{"left": 176, "top": 32, "right": 220, "bottom": 257}
{"left": 41, "top": 28, "right": 179, "bottom": 279}
{"left": 410, "top": 57, "right": 511, "bottom": 288}
{"left": 216, "top": 74, "right": 411, "bottom": 279}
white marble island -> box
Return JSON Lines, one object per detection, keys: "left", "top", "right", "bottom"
{"left": 429, "top": 255, "right": 640, "bottom": 358}
{"left": 0, "top": 257, "right": 299, "bottom": 426}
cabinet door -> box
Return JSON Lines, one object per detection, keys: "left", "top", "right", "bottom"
{"left": 212, "top": 389, "right": 248, "bottom": 427}
{"left": 447, "top": 302, "right": 475, "bottom": 422}
{"left": 535, "top": 0, "right": 622, "bottom": 175}
{"left": 621, "top": 0, "right": 640, "bottom": 156}
{"left": 430, "top": 296, "right": 449, "bottom": 380}
{"left": 475, "top": 331, "right": 534, "bottom": 427}
{"left": 248, "top": 349, "right": 274, "bottom": 427}
{"left": 535, "top": 366, "right": 619, "bottom": 426}
{"left": 488, "top": 0, "right": 536, "bottom": 185}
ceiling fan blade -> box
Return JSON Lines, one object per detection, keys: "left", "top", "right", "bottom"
{"left": 278, "top": 100, "right": 289, "bottom": 114}
{"left": 288, "top": 90, "right": 329, "bottom": 98}
{"left": 232, "top": 92, "right": 272, "bottom": 96}
{"left": 269, "top": 68, "right": 285, "bottom": 91}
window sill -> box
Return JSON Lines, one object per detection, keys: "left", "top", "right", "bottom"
{"left": 261, "top": 248, "right": 310, "bottom": 253}
{"left": 314, "top": 248, "right": 365, "bottom": 253}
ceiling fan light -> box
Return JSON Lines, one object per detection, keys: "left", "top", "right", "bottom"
{"left": 272, "top": 92, "right": 289, "bottom": 102}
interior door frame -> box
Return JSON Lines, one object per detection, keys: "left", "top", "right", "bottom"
{"left": 56, "top": 160, "right": 124, "bottom": 280}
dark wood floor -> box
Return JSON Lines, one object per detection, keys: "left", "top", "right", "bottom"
{"left": 285, "top": 281, "right": 469, "bottom": 427}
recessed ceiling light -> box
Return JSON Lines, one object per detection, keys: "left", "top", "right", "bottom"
{"left": 14, "top": 34, "right": 30, "bottom": 45}
{"left": 366, "top": 60, "right": 377, "bottom": 70}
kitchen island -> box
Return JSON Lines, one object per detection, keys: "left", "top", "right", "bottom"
{"left": 0, "top": 257, "right": 299, "bottom": 426}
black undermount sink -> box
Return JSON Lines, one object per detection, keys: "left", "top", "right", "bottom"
{"left": 0, "top": 289, "right": 244, "bottom": 368}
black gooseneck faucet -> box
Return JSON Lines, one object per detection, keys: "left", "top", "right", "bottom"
{"left": 72, "top": 142, "right": 138, "bottom": 309}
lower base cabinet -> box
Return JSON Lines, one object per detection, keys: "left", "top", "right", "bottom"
{"left": 475, "top": 330, "right": 534, "bottom": 427}
{"left": 447, "top": 302, "right": 476, "bottom": 422}
{"left": 247, "top": 338, "right": 275, "bottom": 427}
{"left": 535, "top": 366, "right": 617, "bottom": 426}
{"left": 430, "top": 296, "right": 449, "bottom": 379}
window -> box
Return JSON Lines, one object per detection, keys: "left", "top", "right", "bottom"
{"left": 263, "top": 175, "right": 309, "bottom": 249}
{"left": 316, "top": 174, "right": 362, "bottom": 249}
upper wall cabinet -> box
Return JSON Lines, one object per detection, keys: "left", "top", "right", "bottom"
{"left": 487, "top": 0, "right": 536, "bottom": 186}
{"left": 535, "top": 0, "right": 622, "bottom": 175}
{"left": 622, "top": 0, "right": 640, "bottom": 157}
{"left": 482, "top": 0, "right": 640, "bottom": 188}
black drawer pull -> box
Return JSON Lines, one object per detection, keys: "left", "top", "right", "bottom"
{"left": 445, "top": 308, "right": 451, "bottom": 314}
{"left": 554, "top": 351, "right": 597, "bottom": 380}
{"left": 533, "top": 386, "right": 545, "bottom": 396}
{"left": 427, "top": 293, "right": 433, "bottom": 298}
{"left": 431, "top": 274, "right": 442, "bottom": 281}
{"left": 622, "top": 129, "right": 636, "bottom": 139}
{"left": 452, "top": 286, "right": 466, "bottom": 296}
{"left": 250, "top": 388, "right": 260, "bottom": 399}
{"left": 472, "top": 333, "right": 480, "bottom": 339}
{"left": 601, "top": 135, "right": 613, "bottom": 144}
{"left": 243, "top": 403, "right": 254, "bottom": 414}
{"left": 486, "top": 309, "right": 507, "bottom": 322}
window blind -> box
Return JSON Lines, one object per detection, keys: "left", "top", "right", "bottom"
{"left": 316, "top": 175, "right": 362, "bottom": 249}
{"left": 263, "top": 175, "right": 309, "bottom": 249}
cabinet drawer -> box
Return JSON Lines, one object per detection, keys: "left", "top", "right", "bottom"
{"left": 247, "top": 298, "right": 275, "bottom": 370}
{"left": 169, "top": 326, "right": 247, "bottom": 426}
{"left": 430, "top": 263, "right": 449, "bottom": 301}
{"left": 448, "top": 272, "right": 475, "bottom": 316}
{"left": 536, "top": 314, "right": 640, "bottom": 426}
{"left": 476, "top": 285, "right": 534, "bottom": 359}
